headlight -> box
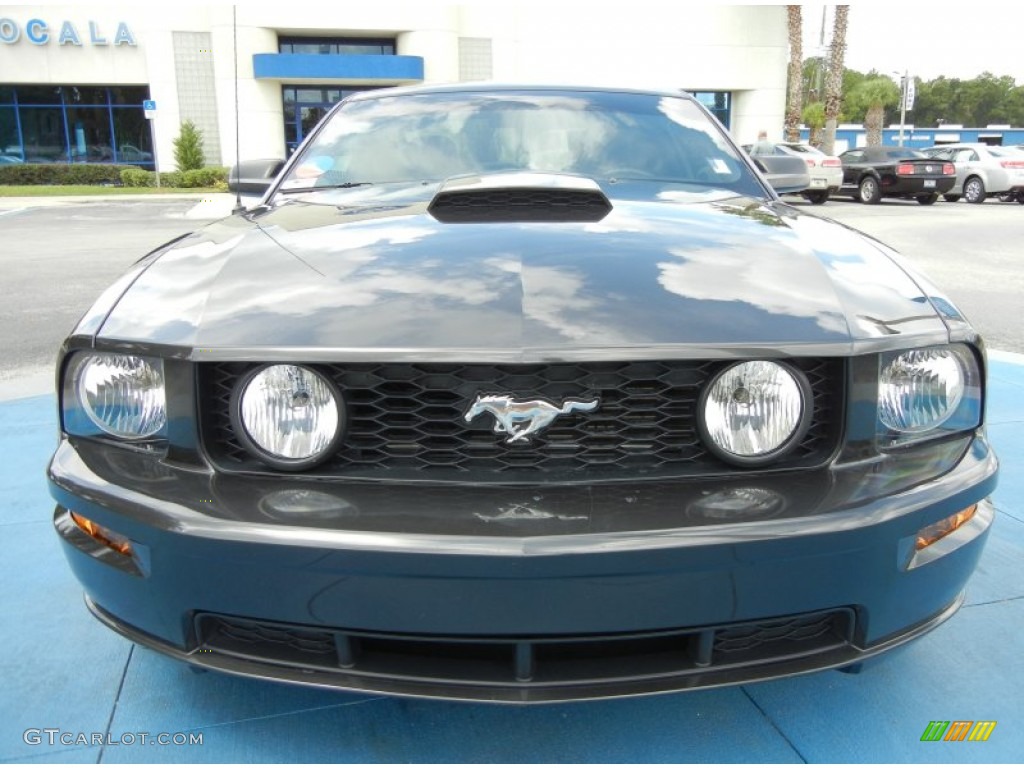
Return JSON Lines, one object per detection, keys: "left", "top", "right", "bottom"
{"left": 65, "top": 352, "right": 166, "bottom": 439}
{"left": 698, "top": 360, "right": 811, "bottom": 465}
{"left": 878, "top": 345, "right": 982, "bottom": 445}
{"left": 231, "top": 365, "right": 343, "bottom": 470}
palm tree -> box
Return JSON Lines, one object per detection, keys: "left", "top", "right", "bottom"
{"left": 848, "top": 77, "right": 901, "bottom": 145}
{"left": 802, "top": 102, "right": 826, "bottom": 147}
{"left": 784, "top": 6, "right": 803, "bottom": 142}
{"left": 821, "top": 5, "right": 849, "bottom": 155}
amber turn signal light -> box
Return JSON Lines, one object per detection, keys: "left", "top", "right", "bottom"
{"left": 70, "top": 512, "right": 134, "bottom": 557}
{"left": 915, "top": 505, "right": 977, "bottom": 551}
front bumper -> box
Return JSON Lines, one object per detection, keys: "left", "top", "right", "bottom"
{"left": 49, "top": 432, "right": 997, "bottom": 703}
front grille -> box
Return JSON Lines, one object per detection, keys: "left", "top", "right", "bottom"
{"left": 200, "top": 359, "right": 843, "bottom": 481}
{"left": 194, "top": 609, "right": 855, "bottom": 692}
{"left": 428, "top": 188, "right": 612, "bottom": 223}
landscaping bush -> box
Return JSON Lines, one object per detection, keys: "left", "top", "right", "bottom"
{"left": 181, "top": 167, "right": 229, "bottom": 188}
{"left": 0, "top": 163, "right": 139, "bottom": 186}
{"left": 0, "top": 162, "right": 225, "bottom": 189}
{"left": 173, "top": 120, "right": 206, "bottom": 171}
{"left": 120, "top": 169, "right": 204, "bottom": 188}
{"left": 120, "top": 168, "right": 152, "bottom": 187}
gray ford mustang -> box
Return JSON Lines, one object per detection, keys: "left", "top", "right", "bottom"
{"left": 48, "top": 84, "right": 998, "bottom": 703}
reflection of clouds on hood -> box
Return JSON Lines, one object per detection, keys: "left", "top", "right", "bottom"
{"left": 522, "top": 266, "right": 595, "bottom": 341}
{"left": 521, "top": 265, "right": 634, "bottom": 344}
{"left": 208, "top": 256, "right": 509, "bottom": 317}
{"left": 658, "top": 247, "right": 850, "bottom": 336}
{"left": 100, "top": 234, "right": 247, "bottom": 344}
{"left": 584, "top": 211, "right": 661, "bottom": 235}
{"left": 783, "top": 214, "right": 947, "bottom": 336}
{"left": 268, "top": 222, "right": 436, "bottom": 254}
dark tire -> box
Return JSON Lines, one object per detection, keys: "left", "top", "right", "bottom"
{"left": 943, "top": 194, "right": 961, "bottom": 202}
{"left": 804, "top": 190, "right": 830, "bottom": 205}
{"left": 964, "top": 176, "right": 987, "bottom": 204}
{"left": 916, "top": 193, "right": 939, "bottom": 205}
{"left": 858, "top": 176, "right": 881, "bottom": 204}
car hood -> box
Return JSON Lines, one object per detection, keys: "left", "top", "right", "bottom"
{"left": 93, "top": 185, "right": 961, "bottom": 360}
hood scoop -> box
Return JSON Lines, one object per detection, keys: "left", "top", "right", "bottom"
{"left": 428, "top": 172, "right": 612, "bottom": 223}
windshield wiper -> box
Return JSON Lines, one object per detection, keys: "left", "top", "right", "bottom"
{"left": 279, "top": 182, "right": 373, "bottom": 193}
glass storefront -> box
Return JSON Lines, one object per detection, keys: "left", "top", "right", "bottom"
{"left": 0, "top": 85, "right": 152, "bottom": 166}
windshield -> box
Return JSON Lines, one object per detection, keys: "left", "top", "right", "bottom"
{"left": 279, "top": 89, "right": 764, "bottom": 196}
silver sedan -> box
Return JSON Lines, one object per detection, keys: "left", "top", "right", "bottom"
{"left": 922, "top": 143, "right": 1024, "bottom": 203}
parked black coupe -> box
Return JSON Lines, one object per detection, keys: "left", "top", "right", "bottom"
{"left": 838, "top": 145, "right": 956, "bottom": 204}
{"left": 49, "top": 85, "right": 997, "bottom": 703}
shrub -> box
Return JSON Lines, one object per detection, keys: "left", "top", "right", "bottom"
{"left": 0, "top": 163, "right": 225, "bottom": 188}
{"left": 0, "top": 163, "right": 139, "bottom": 186}
{"left": 120, "top": 168, "right": 152, "bottom": 187}
{"left": 173, "top": 120, "right": 206, "bottom": 171}
{"left": 161, "top": 170, "right": 185, "bottom": 188}
{"left": 180, "top": 166, "right": 228, "bottom": 188}
{"left": 120, "top": 169, "right": 196, "bottom": 188}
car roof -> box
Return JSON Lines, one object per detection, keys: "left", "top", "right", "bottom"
{"left": 343, "top": 82, "right": 700, "bottom": 103}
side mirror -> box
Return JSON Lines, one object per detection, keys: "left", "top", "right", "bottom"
{"left": 752, "top": 155, "right": 812, "bottom": 195}
{"left": 228, "top": 158, "right": 286, "bottom": 195}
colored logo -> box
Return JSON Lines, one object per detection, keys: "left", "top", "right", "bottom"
{"left": 920, "top": 721, "right": 996, "bottom": 742}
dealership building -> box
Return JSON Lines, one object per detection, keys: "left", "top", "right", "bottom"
{"left": 0, "top": 4, "right": 789, "bottom": 170}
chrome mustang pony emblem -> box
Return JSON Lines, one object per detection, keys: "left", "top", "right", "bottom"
{"left": 464, "top": 394, "right": 599, "bottom": 444}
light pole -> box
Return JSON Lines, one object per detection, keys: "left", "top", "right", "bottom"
{"left": 897, "top": 70, "right": 908, "bottom": 147}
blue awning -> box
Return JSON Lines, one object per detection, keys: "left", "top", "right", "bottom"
{"left": 253, "top": 53, "right": 424, "bottom": 82}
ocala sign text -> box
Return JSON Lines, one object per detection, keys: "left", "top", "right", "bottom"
{"left": 0, "top": 18, "right": 136, "bottom": 47}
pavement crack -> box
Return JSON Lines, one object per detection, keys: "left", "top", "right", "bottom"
{"left": 176, "top": 695, "right": 387, "bottom": 734}
{"left": 965, "top": 594, "right": 1024, "bottom": 609}
{"left": 96, "top": 644, "right": 134, "bottom": 764}
{"left": 741, "top": 686, "right": 808, "bottom": 763}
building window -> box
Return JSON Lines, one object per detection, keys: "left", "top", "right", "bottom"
{"left": 690, "top": 91, "right": 732, "bottom": 129}
{"left": 282, "top": 85, "right": 380, "bottom": 155}
{"left": 278, "top": 37, "right": 396, "bottom": 56}
{"left": 0, "top": 85, "right": 152, "bottom": 165}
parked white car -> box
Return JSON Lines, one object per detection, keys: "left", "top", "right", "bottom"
{"left": 743, "top": 142, "right": 843, "bottom": 204}
{"left": 921, "top": 143, "right": 1024, "bottom": 204}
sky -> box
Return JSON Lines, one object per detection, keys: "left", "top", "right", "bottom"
{"left": 799, "top": 1, "right": 1023, "bottom": 83}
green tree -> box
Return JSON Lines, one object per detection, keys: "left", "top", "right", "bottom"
{"left": 802, "top": 102, "right": 826, "bottom": 147}
{"left": 838, "top": 67, "right": 871, "bottom": 121}
{"left": 958, "top": 72, "right": 1016, "bottom": 125}
{"left": 846, "top": 77, "right": 901, "bottom": 145}
{"left": 913, "top": 76, "right": 957, "bottom": 126}
{"left": 1002, "top": 85, "right": 1024, "bottom": 126}
{"left": 801, "top": 56, "right": 826, "bottom": 106}
{"left": 173, "top": 120, "right": 205, "bottom": 172}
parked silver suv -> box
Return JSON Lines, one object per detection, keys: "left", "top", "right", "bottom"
{"left": 922, "top": 143, "right": 1024, "bottom": 204}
